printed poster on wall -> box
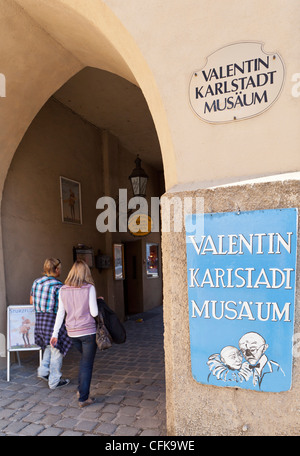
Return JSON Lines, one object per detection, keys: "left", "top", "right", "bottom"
{"left": 185, "top": 208, "right": 298, "bottom": 392}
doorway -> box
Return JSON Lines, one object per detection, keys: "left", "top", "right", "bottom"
{"left": 124, "top": 238, "right": 163, "bottom": 317}
{"left": 124, "top": 240, "right": 143, "bottom": 315}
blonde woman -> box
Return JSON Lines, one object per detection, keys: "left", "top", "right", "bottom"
{"left": 51, "top": 260, "right": 98, "bottom": 408}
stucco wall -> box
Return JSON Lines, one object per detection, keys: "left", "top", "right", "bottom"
{"left": 163, "top": 178, "right": 300, "bottom": 436}
{"left": 2, "top": 98, "right": 105, "bottom": 306}
{"left": 104, "top": 0, "right": 300, "bottom": 189}
{"left": 6, "top": 0, "right": 299, "bottom": 194}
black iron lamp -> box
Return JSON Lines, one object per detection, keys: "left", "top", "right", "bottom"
{"left": 129, "top": 155, "right": 148, "bottom": 197}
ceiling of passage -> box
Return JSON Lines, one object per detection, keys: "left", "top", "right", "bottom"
{"left": 53, "top": 67, "right": 163, "bottom": 171}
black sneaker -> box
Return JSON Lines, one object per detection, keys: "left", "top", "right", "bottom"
{"left": 54, "top": 379, "right": 70, "bottom": 388}
{"left": 38, "top": 374, "right": 49, "bottom": 382}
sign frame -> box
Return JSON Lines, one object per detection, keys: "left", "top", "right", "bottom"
{"left": 189, "top": 41, "right": 285, "bottom": 124}
{"left": 7, "top": 305, "right": 42, "bottom": 381}
{"left": 185, "top": 208, "right": 298, "bottom": 392}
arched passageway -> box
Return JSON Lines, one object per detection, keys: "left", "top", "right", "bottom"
{"left": 1, "top": 64, "right": 167, "bottom": 433}
{"left": 0, "top": 0, "right": 175, "bottom": 371}
{"left": 0, "top": 0, "right": 172, "bottom": 433}
{"left": 2, "top": 66, "right": 165, "bottom": 318}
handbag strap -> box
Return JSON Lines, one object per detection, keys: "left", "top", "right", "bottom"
{"left": 96, "top": 311, "right": 105, "bottom": 326}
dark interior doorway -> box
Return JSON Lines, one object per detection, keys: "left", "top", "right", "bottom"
{"left": 124, "top": 240, "right": 143, "bottom": 315}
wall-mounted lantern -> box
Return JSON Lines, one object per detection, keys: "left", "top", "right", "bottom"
{"left": 129, "top": 155, "right": 148, "bottom": 197}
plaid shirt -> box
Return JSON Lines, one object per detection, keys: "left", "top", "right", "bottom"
{"left": 35, "top": 312, "right": 72, "bottom": 356}
{"left": 31, "top": 275, "right": 72, "bottom": 356}
{"left": 31, "top": 275, "right": 62, "bottom": 313}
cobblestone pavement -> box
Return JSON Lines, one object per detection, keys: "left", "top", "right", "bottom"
{"left": 0, "top": 306, "right": 166, "bottom": 436}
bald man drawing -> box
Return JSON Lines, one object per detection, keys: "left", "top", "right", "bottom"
{"left": 238, "top": 332, "right": 285, "bottom": 391}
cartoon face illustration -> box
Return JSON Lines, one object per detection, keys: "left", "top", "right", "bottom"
{"left": 238, "top": 332, "right": 268, "bottom": 366}
{"left": 220, "top": 346, "right": 243, "bottom": 370}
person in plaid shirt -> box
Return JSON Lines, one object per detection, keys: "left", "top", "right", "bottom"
{"left": 30, "top": 258, "right": 72, "bottom": 389}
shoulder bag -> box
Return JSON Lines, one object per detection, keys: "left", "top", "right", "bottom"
{"left": 95, "top": 311, "right": 112, "bottom": 350}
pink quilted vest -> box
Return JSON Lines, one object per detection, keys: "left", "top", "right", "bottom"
{"left": 60, "top": 284, "right": 96, "bottom": 337}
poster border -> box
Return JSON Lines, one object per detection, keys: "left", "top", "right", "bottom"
{"left": 60, "top": 175, "right": 82, "bottom": 225}
{"left": 7, "top": 305, "right": 41, "bottom": 352}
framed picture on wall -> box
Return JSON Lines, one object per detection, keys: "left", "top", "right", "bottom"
{"left": 60, "top": 176, "right": 82, "bottom": 225}
{"left": 146, "top": 243, "right": 159, "bottom": 278}
{"left": 113, "top": 244, "right": 125, "bottom": 280}
{"left": 73, "top": 246, "right": 95, "bottom": 268}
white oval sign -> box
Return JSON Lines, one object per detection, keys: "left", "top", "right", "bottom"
{"left": 189, "top": 42, "right": 285, "bottom": 124}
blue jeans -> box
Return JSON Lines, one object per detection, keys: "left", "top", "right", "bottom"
{"left": 71, "top": 334, "right": 97, "bottom": 402}
{"left": 38, "top": 345, "right": 63, "bottom": 389}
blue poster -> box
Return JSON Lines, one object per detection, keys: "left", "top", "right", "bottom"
{"left": 185, "top": 208, "right": 298, "bottom": 392}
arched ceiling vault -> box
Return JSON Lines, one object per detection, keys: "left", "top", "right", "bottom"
{"left": 11, "top": 0, "right": 175, "bottom": 175}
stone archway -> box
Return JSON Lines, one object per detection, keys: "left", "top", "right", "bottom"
{"left": 0, "top": 0, "right": 176, "bottom": 365}
{"left": 1, "top": 0, "right": 177, "bottom": 194}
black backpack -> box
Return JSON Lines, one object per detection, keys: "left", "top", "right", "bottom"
{"left": 97, "top": 298, "right": 126, "bottom": 344}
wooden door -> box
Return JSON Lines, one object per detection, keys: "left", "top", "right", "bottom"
{"left": 124, "top": 240, "right": 143, "bottom": 315}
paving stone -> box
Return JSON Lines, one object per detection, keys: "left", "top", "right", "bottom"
{"left": 98, "top": 412, "right": 116, "bottom": 422}
{"left": 0, "top": 398, "right": 16, "bottom": 407}
{"left": 20, "top": 423, "right": 45, "bottom": 436}
{"left": 79, "top": 410, "right": 102, "bottom": 420}
{"left": 102, "top": 403, "right": 120, "bottom": 414}
{"left": 39, "top": 414, "right": 60, "bottom": 426}
{"left": 39, "top": 427, "right": 64, "bottom": 436}
{"left": 21, "top": 402, "right": 37, "bottom": 411}
{"left": 55, "top": 418, "right": 78, "bottom": 429}
{"left": 29, "top": 404, "right": 50, "bottom": 413}
{"left": 105, "top": 395, "right": 123, "bottom": 404}
{"left": 140, "top": 429, "right": 161, "bottom": 436}
{"left": 6, "top": 400, "right": 28, "bottom": 410}
{"left": 74, "top": 420, "right": 98, "bottom": 432}
{"left": 113, "top": 425, "right": 140, "bottom": 436}
{"left": 137, "top": 407, "right": 157, "bottom": 417}
{"left": 63, "top": 407, "right": 82, "bottom": 418}
{"left": 123, "top": 397, "right": 141, "bottom": 406}
{"left": 140, "top": 399, "right": 157, "bottom": 408}
{"left": 2, "top": 420, "right": 28, "bottom": 434}
{"left": 113, "top": 414, "right": 136, "bottom": 426}
{"left": 126, "top": 390, "right": 143, "bottom": 397}
{"left": 23, "top": 412, "right": 44, "bottom": 423}
{"left": 47, "top": 405, "right": 67, "bottom": 415}
{"left": 0, "top": 408, "right": 15, "bottom": 419}
{"left": 61, "top": 430, "right": 83, "bottom": 436}
{"left": 0, "top": 419, "right": 11, "bottom": 431}
{"left": 6, "top": 383, "right": 23, "bottom": 391}
{"left": 134, "top": 415, "right": 162, "bottom": 429}
{"left": 94, "top": 422, "right": 117, "bottom": 435}
{"left": 142, "top": 391, "right": 160, "bottom": 400}
{"left": 118, "top": 405, "right": 140, "bottom": 416}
